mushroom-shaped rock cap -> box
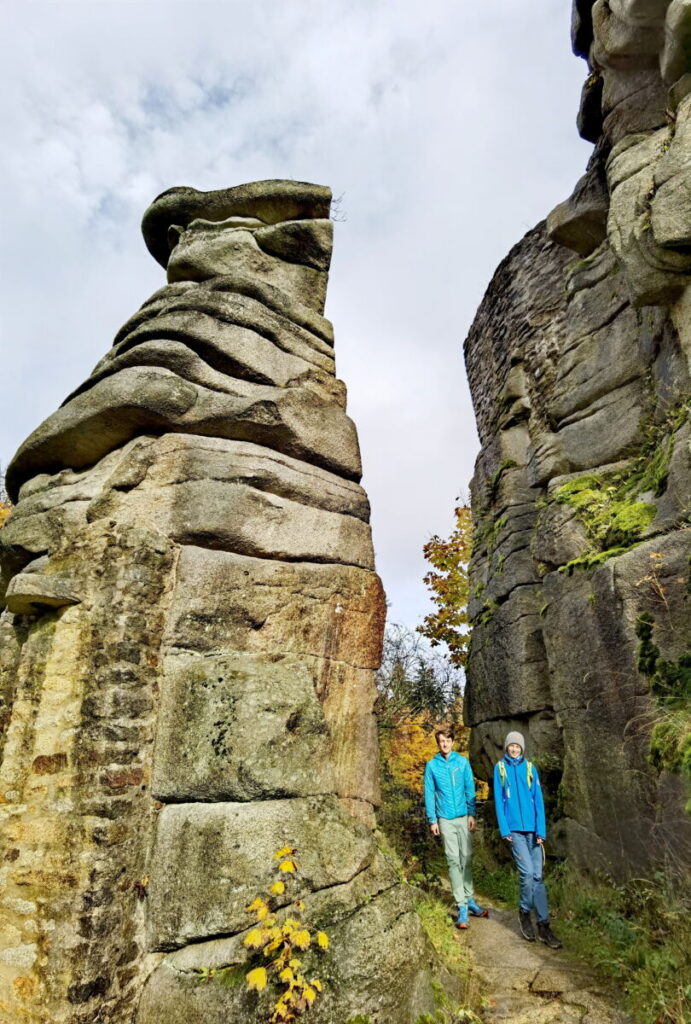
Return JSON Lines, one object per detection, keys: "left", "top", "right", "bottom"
{"left": 142, "top": 179, "right": 332, "bottom": 268}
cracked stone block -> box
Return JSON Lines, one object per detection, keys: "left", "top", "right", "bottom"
{"left": 146, "top": 796, "right": 379, "bottom": 949}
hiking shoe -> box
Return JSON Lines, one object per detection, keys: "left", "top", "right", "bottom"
{"left": 519, "top": 909, "right": 536, "bottom": 941}
{"left": 468, "top": 898, "right": 489, "bottom": 918}
{"left": 456, "top": 905, "right": 469, "bottom": 930}
{"left": 537, "top": 921, "right": 562, "bottom": 949}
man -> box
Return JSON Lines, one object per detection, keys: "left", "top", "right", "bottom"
{"left": 493, "top": 730, "right": 562, "bottom": 948}
{"left": 423, "top": 726, "right": 489, "bottom": 929}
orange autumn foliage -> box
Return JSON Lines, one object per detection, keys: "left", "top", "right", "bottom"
{"left": 381, "top": 700, "right": 476, "bottom": 797}
{"left": 418, "top": 504, "right": 472, "bottom": 667}
{"left": 381, "top": 716, "right": 439, "bottom": 796}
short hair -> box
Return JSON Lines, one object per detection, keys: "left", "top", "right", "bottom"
{"left": 435, "top": 726, "right": 454, "bottom": 742}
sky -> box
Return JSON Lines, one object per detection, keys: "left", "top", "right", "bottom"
{"left": 0, "top": 0, "right": 591, "bottom": 629}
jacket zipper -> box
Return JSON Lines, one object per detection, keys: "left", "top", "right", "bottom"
{"left": 511, "top": 761, "right": 529, "bottom": 831}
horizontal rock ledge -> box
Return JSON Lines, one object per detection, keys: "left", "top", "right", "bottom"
{"left": 6, "top": 366, "right": 363, "bottom": 501}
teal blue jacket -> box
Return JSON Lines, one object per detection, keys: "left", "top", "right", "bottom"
{"left": 423, "top": 751, "right": 476, "bottom": 823}
{"left": 493, "top": 755, "right": 547, "bottom": 840}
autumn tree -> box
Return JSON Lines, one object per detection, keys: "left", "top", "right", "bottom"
{"left": 417, "top": 502, "right": 472, "bottom": 667}
{"left": 376, "top": 623, "right": 470, "bottom": 877}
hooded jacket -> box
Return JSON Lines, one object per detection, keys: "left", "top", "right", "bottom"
{"left": 424, "top": 751, "right": 476, "bottom": 823}
{"left": 493, "top": 754, "right": 546, "bottom": 839}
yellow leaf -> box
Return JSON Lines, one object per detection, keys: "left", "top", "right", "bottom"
{"left": 316, "top": 931, "right": 329, "bottom": 949}
{"left": 257, "top": 905, "right": 270, "bottom": 921}
{"left": 270, "top": 880, "right": 286, "bottom": 895}
{"left": 293, "top": 929, "right": 311, "bottom": 950}
{"left": 246, "top": 966, "right": 268, "bottom": 992}
{"left": 304, "top": 986, "right": 316, "bottom": 1004}
{"left": 244, "top": 928, "right": 266, "bottom": 948}
{"left": 311, "top": 977, "right": 322, "bottom": 991}
{"left": 288, "top": 958, "right": 301, "bottom": 969}
{"left": 279, "top": 967, "right": 294, "bottom": 984}
{"left": 273, "top": 845, "right": 295, "bottom": 860}
{"left": 279, "top": 859, "right": 296, "bottom": 873}
{"left": 246, "top": 897, "right": 266, "bottom": 913}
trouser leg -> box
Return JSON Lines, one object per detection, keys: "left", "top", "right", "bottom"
{"left": 456, "top": 814, "right": 474, "bottom": 905}
{"left": 439, "top": 817, "right": 471, "bottom": 907}
{"left": 510, "top": 832, "right": 534, "bottom": 913}
{"left": 529, "top": 836, "right": 549, "bottom": 922}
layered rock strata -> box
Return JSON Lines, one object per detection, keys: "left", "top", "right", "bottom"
{"left": 0, "top": 181, "right": 440, "bottom": 1023}
{"left": 465, "top": 3, "right": 691, "bottom": 875}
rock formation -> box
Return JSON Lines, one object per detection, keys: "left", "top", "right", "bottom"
{"left": 465, "top": 1, "right": 691, "bottom": 876}
{"left": 0, "top": 181, "right": 441, "bottom": 1023}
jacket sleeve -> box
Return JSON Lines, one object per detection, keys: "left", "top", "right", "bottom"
{"left": 493, "top": 763, "right": 510, "bottom": 838}
{"left": 464, "top": 758, "right": 476, "bottom": 816}
{"left": 423, "top": 761, "right": 436, "bottom": 823}
{"left": 533, "top": 766, "right": 547, "bottom": 839}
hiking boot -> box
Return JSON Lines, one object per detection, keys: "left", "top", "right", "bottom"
{"left": 468, "top": 898, "right": 490, "bottom": 918}
{"left": 518, "top": 909, "right": 536, "bottom": 941}
{"left": 456, "top": 904, "right": 469, "bottom": 930}
{"left": 537, "top": 920, "right": 562, "bottom": 949}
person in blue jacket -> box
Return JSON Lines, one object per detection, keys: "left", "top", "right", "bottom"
{"left": 424, "top": 726, "right": 489, "bottom": 929}
{"left": 493, "top": 730, "right": 561, "bottom": 948}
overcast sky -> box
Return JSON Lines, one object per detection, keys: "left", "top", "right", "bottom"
{"left": 0, "top": 0, "right": 591, "bottom": 629}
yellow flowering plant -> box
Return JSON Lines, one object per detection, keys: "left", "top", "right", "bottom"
{"left": 197, "top": 845, "right": 329, "bottom": 1022}
{"left": 243, "top": 846, "right": 329, "bottom": 1021}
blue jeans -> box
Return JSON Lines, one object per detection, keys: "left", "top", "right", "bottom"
{"left": 510, "top": 831, "right": 548, "bottom": 922}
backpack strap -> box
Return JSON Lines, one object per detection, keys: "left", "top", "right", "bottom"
{"left": 499, "top": 760, "right": 534, "bottom": 788}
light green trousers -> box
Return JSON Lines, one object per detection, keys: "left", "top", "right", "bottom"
{"left": 438, "top": 816, "right": 473, "bottom": 908}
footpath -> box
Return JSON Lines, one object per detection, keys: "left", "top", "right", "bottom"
{"left": 459, "top": 903, "right": 631, "bottom": 1024}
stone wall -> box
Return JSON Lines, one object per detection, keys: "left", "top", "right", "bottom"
{"left": 0, "top": 181, "right": 441, "bottom": 1023}
{"left": 465, "top": 2, "right": 691, "bottom": 876}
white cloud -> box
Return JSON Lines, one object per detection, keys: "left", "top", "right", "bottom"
{"left": 0, "top": 0, "right": 591, "bottom": 626}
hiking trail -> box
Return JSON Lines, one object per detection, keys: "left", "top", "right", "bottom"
{"left": 460, "top": 903, "right": 631, "bottom": 1024}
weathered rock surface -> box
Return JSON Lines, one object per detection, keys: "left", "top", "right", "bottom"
{"left": 0, "top": 181, "right": 437, "bottom": 1022}
{"left": 464, "top": 904, "right": 630, "bottom": 1024}
{"left": 466, "top": 9, "right": 691, "bottom": 876}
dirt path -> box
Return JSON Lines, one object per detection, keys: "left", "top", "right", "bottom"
{"left": 459, "top": 904, "right": 631, "bottom": 1024}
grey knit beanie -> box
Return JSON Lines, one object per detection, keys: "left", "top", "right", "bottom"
{"left": 504, "top": 731, "right": 525, "bottom": 753}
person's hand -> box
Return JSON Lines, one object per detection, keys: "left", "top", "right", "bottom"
{"left": 503, "top": 834, "right": 512, "bottom": 843}
{"left": 536, "top": 837, "right": 544, "bottom": 846}
{"left": 468, "top": 816, "right": 476, "bottom": 832}
{"left": 430, "top": 823, "right": 440, "bottom": 837}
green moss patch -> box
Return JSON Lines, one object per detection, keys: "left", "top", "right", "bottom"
{"left": 553, "top": 401, "right": 689, "bottom": 573}
{"left": 555, "top": 475, "right": 656, "bottom": 551}
{"left": 558, "top": 546, "right": 632, "bottom": 576}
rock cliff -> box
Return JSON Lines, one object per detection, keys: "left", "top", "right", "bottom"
{"left": 465, "top": 1, "right": 691, "bottom": 876}
{"left": 0, "top": 182, "right": 440, "bottom": 1023}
